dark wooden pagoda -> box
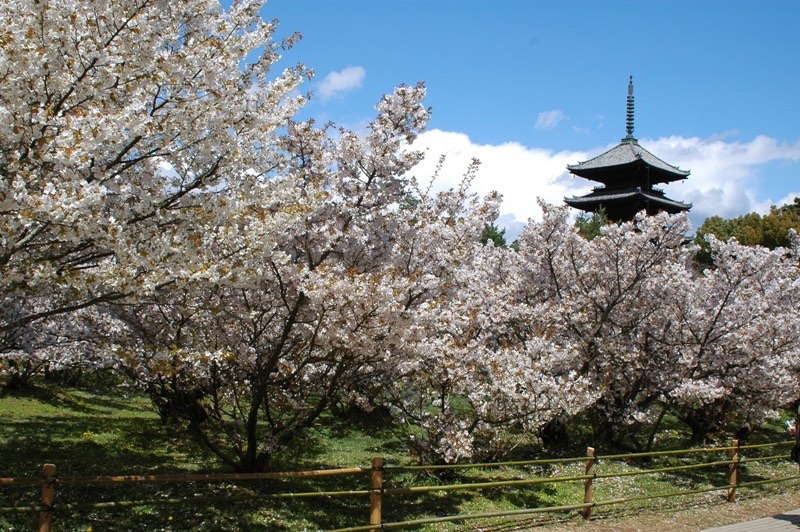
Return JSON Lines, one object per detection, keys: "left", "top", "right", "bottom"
{"left": 565, "top": 77, "right": 691, "bottom": 221}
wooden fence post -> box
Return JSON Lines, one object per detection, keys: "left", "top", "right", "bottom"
{"left": 370, "top": 456, "right": 383, "bottom": 531}
{"left": 583, "top": 447, "right": 595, "bottom": 520}
{"left": 727, "top": 439, "right": 740, "bottom": 503}
{"left": 39, "top": 463, "right": 56, "bottom": 532}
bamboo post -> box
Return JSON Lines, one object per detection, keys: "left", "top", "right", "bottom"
{"left": 583, "top": 447, "right": 595, "bottom": 520}
{"left": 39, "top": 463, "right": 56, "bottom": 532}
{"left": 370, "top": 457, "right": 383, "bottom": 531}
{"left": 727, "top": 439, "right": 740, "bottom": 502}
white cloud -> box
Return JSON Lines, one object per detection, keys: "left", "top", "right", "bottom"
{"left": 409, "top": 129, "right": 589, "bottom": 241}
{"left": 317, "top": 66, "right": 366, "bottom": 101}
{"left": 535, "top": 109, "right": 566, "bottom": 130}
{"left": 647, "top": 135, "right": 800, "bottom": 228}
{"left": 410, "top": 130, "right": 800, "bottom": 240}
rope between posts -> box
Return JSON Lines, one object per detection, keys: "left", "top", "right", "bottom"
{"left": 593, "top": 459, "right": 736, "bottom": 479}
{"left": 382, "top": 474, "right": 593, "bottom": 495}
{"left": 0, "top": 489, "right": 373, "bottom": 515}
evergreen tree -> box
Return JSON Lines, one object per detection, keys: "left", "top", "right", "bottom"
{"left": 575, "top": 207, "right": 610, "bottom": 240}
{"left": 480, "top": 222, "right": 507, "bottom": 247}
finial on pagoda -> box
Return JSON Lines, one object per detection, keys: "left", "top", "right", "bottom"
{"left": 624, "top": 75, "right": 636, "bottom": 142}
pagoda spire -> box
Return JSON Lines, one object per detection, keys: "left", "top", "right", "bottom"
{"left": 623, "top": 75, "right": 636, "bottom": 142}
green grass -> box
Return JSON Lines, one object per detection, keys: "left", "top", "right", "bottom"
{"left": 1, "top": 384, "right": 798, "bottom": 531}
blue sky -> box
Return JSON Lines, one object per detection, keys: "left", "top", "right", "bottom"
{"left": 260, "top": 0, "right": 800, "bottom": 238}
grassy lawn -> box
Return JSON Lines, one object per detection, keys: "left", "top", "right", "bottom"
{"left": 1, "top": 384, "right": 798, "bottom": 531}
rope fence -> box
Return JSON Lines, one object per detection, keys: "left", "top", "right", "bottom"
{"left": 2, "top": 438, "right": 799, "bottom": 531}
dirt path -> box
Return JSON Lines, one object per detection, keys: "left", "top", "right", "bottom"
{"left": 466, "top": 491, "right": 800, "bottom": 531}
{"left": 541, "top": 491, "right": 800, "bottom": 531}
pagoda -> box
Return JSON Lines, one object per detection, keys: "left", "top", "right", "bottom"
{"left": 564, "top": 77, "right": 691, "bottom": 222}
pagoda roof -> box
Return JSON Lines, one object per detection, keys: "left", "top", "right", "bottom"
{"left": 565, "top": 186, "right": 692, "bottom": 214}
{"left": 567, "top": 139, "right": 690, "bottom": 184}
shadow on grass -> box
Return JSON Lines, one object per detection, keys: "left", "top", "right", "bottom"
{"left": 1, "top": 384, "right": 153, "bottom": 417}
{"left": 0, "top": 418, "right": 217, "bottom": 477}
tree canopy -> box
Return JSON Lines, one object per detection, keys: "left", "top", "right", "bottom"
{"left": 695, "top": 197, "right": 800, "bottom": 262}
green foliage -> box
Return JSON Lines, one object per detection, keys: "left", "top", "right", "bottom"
{"left": 480, "top": 222, "right": 507, "bottom": 247}
{"left": 399, "top": 194, "right": 420, "bottom": 212}
{"left": 695, "top": 197, "right": 800, "bottom": 263}
{"left": 575, "top": 207, "right": 610, "bottom": 240}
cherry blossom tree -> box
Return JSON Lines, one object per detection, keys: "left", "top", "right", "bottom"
{"left": 1, "top": 0, "right": 306, "bottom": 369}
{"left": 0, "top": 305, "right": 118, "bottom": 388}
{"left": 108, "top": 84, "right": 439, "bottom": 472}
{"left": 656, "top": 234, "right": 800, "bottom": 443}
{"left": 517, "top": 205, "right": 800, "bottom": 450}
{"left": 375, "top": 190, "right": 595, "bottom": 464}
{"left": 514, "top": 206, "right": 688, "bottom": 449}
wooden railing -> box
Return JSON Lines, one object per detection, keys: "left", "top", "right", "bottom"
{"left": 2, "top": 439, "right": 799, "bottom": 531}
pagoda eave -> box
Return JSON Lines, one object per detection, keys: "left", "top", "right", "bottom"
{"left": 567, "top": 160, "right": 689, "bottom": 186}
{"left": 567, "top": 139, "right": 690, "bottom": 185}
{"left": 565, "top": 188, "right": 691, "bottom": 220}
